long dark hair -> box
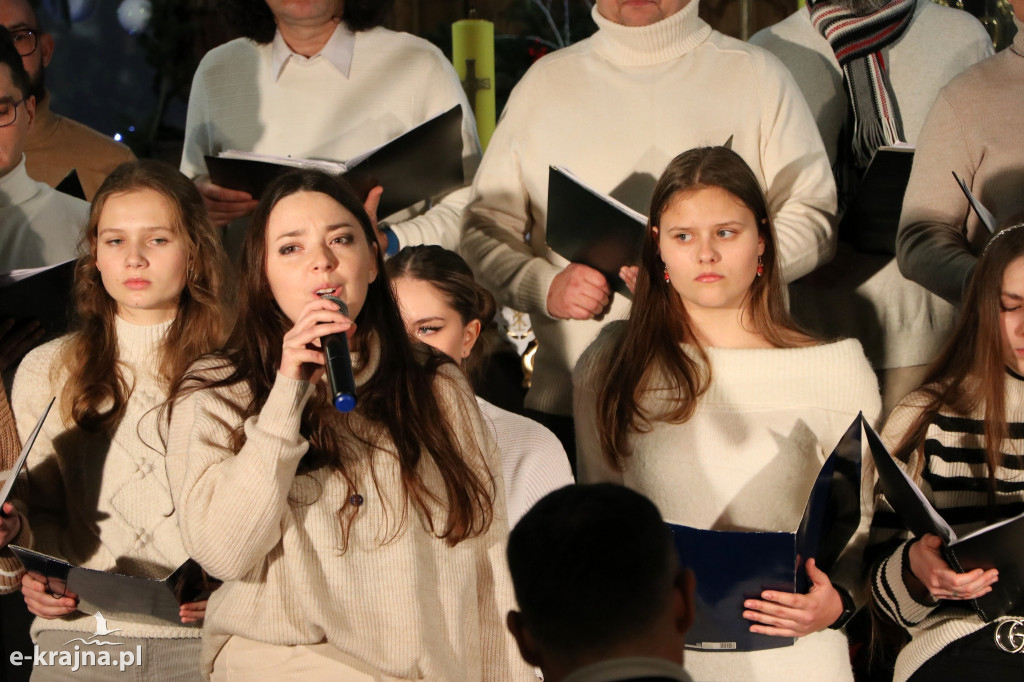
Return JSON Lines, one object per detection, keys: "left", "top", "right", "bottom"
{"left": 889, "top": 224, "right": 1024, "bottom": 508}
{"left": 167, "top": 170, "right": 494, "bottom": 547}
{"left": 386, "top": 245, "right": 497, "bottom": 379}
{"left": 597, "top": 147, "right": 812, "bottom": 469}
{"left": 61, "top": 160, "right": 228, "bottom": 432}
{"left": 219, "top": 0, "right": 394, "bottom": 43}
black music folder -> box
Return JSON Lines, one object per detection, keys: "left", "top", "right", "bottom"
{"left": 953, "top": 171, "right": 997, "bottom": 234}
{"left": 671, "top": 415, "right": 863, "bottom": 652}
{"left": 838, "top": 146, "right": 914, "bottom": 255}
{"left": 205, "top": 106, "right": 465, "bottom": 218}
{"left": 0, "top": 397, "right": 53, "bottom": 502}
{"left": 545, "top": 166, "right": 647, "bottom": 298}
{"left": 866, "top": 422, "right": 1024, "bottom": 621}
{"left": 55, "top": 169, "right": 86, "bottom": 201}
{"left": 10, "top": 547, "right": 218, "bottom": 626}
{"left": 0, "top": 259, "right": 75, "bottom": 338}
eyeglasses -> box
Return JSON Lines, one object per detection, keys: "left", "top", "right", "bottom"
{"left": 10, "top": 28, "right": 38, "bottom": 57}
{"left": 0, "top": 98, "right": 25, "bottom": 127}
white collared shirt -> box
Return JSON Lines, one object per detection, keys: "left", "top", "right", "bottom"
{"left": 270, "top": 21, "right": 356, "bottom": 81}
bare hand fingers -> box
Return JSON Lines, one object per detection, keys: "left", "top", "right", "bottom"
{"left": 196, "top": 177, "right": 254, "bottom": 203}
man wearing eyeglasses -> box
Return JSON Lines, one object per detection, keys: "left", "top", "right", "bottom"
{"left": 0, "top": 0, "right": 133, "bottom": 201}
{"left": 0, "top": 23, "right": 87, "bottom": 682}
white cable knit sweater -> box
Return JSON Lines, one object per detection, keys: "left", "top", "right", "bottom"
{"left": 461, "top": 2, "right": 837, "bottom": 416}
{"left": 5, "top": 317, "right": 198, "bottom": 642}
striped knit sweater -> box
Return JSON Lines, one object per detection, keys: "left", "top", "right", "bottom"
{"left": 868, "top": 375, "right": 1024, "bottom": 681}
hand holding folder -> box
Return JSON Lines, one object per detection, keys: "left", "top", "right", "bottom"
{"left": 866, "top": 422, "right": 1023, "bottom": 621}
{"left": 672, "top": 415, "right": 864, "bottom": 652}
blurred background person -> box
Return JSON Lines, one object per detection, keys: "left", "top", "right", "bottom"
{"left": 897, "top": 0, "right": 1024, "bottom": 307}
{"left": 506, "top": 483, "right": 695, "bottom": 682}
{"left": 180, "top": 0, "right": 479, "bottom": 256}
{"left": 753, "top": 0, "right": 993, "bottom": 416}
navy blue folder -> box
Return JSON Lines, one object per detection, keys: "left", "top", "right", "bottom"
{"left": 670, "top": 415, "right": 864, "bottom": 652}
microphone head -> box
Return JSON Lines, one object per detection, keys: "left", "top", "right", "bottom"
{"left": 319, "top": 293, "right": 349, "bottom": 317}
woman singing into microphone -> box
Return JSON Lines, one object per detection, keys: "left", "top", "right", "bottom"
{"left": 164, "top": 169, "right": 531, "bottom": 680}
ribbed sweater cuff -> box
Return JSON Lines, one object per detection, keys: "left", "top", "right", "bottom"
{"left": 517, "top": 258, "right": 562, "bottom": 319}
{"left": 881, "top": 540, "right": 938, "bottom": 626}
{"left": 0, "top": 511, "right": 33, "bottom": 592}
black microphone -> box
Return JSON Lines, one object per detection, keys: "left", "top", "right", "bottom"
{"left": 318, "top": 294, "right": 357, "bottom": 413}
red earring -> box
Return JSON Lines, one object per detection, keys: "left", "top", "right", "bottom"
{"left": 664, "top": 266, "right": 670, "bottom": 283}
{"left": 756, "top": 255, "right": 764, "bottom": 277}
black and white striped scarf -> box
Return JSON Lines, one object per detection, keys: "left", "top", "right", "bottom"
{"left": 810, "top": 0, "right": 916, "bottom": 169}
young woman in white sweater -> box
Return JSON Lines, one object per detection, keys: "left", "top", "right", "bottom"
{"left": 387, "top": 245, "right": 574, "bottom": 526}
{"left": 574, "top": 146, "right": 881, "bottom": 681}
{"left": 163, "top": 170, "right": 531, "bottom": 680}
{"left": 0, "top": 160, "right": 229, "bottom": 680}
{"left": 868, "top": 224, "right": 1024, "bottom": 681}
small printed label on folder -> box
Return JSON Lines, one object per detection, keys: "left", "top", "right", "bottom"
{"left": 688, "top": 642, "right": 738, "bottom": 650}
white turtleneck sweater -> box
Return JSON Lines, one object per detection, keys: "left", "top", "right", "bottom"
{"left": 2, "top": 317, "right": 199, "bottom": 642}
{"left": 574, "top": 322, "right": 882, "bottom": 681}
{"left": 0, "top": 155, "right": 89, "bottom": 273}
{"left": 461, "top": 3, "right": 836, "bottom": 416}
{"left": 180, "top": 24, "right": 481, "bottom": 253}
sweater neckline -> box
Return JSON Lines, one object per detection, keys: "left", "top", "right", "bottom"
{"left": 590, "top": 1, "right": 712, "bottom": 67}
{"left": 0, "top": 156, "right": 40, "bottom": 207}
{"left": 115, "top": 315, "right": 173, "bottom": 368}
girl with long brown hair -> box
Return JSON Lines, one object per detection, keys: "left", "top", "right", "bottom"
{"left": 0, "top": 159, "right": 228, "bottom": 681}
{"left": 387, "top": 245, "right": 574, "bottom": 526}
{"left": 163, "top": 170, "right": 531, "bottom": 680}
{"left": 868, "top": 224, "right": 1024, "bottom": 681}
{"left": 574, "top": 146, "right": 881, "bottom": 681}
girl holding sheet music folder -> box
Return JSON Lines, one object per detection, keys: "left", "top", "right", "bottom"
{"left": 0, "top": 160, "right": 228, "bottom": 680}
{"left": 573, "top": 146, "right": 882, "bottom": 681}
{"left": 868, "top": 224, "right": 1024, "bottom": 681}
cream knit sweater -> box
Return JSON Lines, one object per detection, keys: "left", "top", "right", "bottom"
{"left": 477, "top": 397, "right": 574, "bottom": 526}
{"left": 1, "top": 317, "right": 198, "bottom": 642}
{"left": 897, "top": 26, "right": 1024, "bottom": 304}
{"left": 180, "top": 26, "right": 481, "bottom": 252}
{"left": 165, "top": 348, "right": 533, "bottom": 680}
{"left": 574, "top": 322, "right": 882, "bottom": 681}
{"left": 462, "top": 2, "right": 836, "bottom": 416}
{"left": 869, "top": 378, "right": 1024, "bottom": 681}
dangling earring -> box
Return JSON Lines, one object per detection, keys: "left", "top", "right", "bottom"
{"left": 664, "top": 265, "right": 671, "bottom": 283}
{"left": 756, "top": 255, "right": 764, "bottom": 277}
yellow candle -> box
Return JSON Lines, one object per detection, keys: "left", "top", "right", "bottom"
{"left": 452, "top": 18, "right": 497, "bottom": 151}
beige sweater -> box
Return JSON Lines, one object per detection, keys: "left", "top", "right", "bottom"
{"left": 461, "top": 1, "right": 836, "bottom": 416}
{"left": 897, "top": 27, "right": 1024, "bottom": 304}
{"left": 1, "top": 317, "right": 198, "bottom": 641}
{"left": 165, "top": 347, "right": 532, "bottom": 680}
{"left": 25, "top": 93, "right": 136, "bottom": 201}
{"left": 574, "top": 323, "right": 882, "bottom": 681}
